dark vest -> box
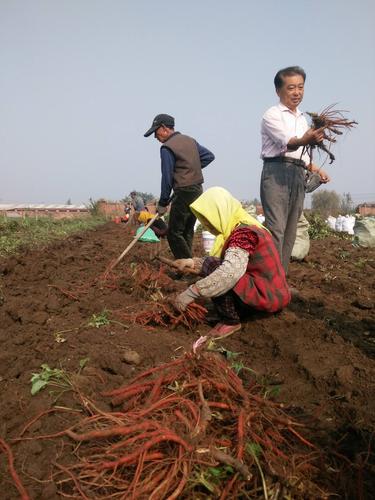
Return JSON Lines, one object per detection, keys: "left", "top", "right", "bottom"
{"left": 163, "top": 133, "right": 203, "bottom": 189}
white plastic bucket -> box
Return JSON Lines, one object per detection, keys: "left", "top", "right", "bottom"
{"left": 202, "top": 230, "right": 216, "bottom": 253}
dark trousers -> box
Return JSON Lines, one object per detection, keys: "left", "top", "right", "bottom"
{"left": 151, "top": 219, "right": 168, "bottom": 238}
{"left": 167, "top": 185, "right": 203, "bottom": 259}
{"left": 260, "top": 161, "right": 305, "bottom": 273}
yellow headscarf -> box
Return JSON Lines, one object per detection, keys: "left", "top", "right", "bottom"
{"left": 190, "top": 187, "right": 265, "bottom": 257}
{"left": 138, "top": 211, "right": 154, "bottom": 224}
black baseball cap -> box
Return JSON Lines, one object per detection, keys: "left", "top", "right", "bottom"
{"left": 144, "top": 114, "right": 175, "bottom": 137}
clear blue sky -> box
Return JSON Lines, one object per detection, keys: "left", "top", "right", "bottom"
{"left": 1, "top": 0, "right": 374, "bottom": 206}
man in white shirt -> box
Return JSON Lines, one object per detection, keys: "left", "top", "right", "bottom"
{"left": 260, "top": 66, "right": 330, "bottom": 273}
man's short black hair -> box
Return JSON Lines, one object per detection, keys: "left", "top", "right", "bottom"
{"left": 274, "top": 66, "right": 306, "bottom": 89}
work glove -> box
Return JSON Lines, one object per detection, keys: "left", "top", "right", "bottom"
{"left": 173, "top": 285, "right": 200, "bottom": 312}
{"left": 174, "top": 258, "right": 195, "bottom": 273}
{"left": 157, "top": 204, "right": 168, "bottom": 216}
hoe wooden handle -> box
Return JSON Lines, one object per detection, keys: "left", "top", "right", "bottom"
{"left": 156, "top": 255, "right": 200, "bottom": 275}
{"left": 109, "top": 214, "right": 158, "bottom": 271}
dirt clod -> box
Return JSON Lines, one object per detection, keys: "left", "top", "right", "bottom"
{"left": 122, "top": 349, "right": 141, "bottom": 365}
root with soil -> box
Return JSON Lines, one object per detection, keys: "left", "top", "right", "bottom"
{"left": 303, "top": 103, "right": 357, "bottom": 164}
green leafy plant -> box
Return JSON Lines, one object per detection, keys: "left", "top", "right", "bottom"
{"left": 354, "top": 257, "right": 369, "bottom": 269}
{"left": 338, "top": 249, "right": 350, "bottom": 260}
{"left": 207, "top": 343, "right": 257, "bottom": 376}
{"left": 79, "top": 357, "right": 90, "bottom": 370}
{"left": 306, "top": 213, "right": 332, "bottom": 240}
{"left": 87, "top": 310, "right": 110, "bottom": 328}
{"left": 30, "top": 358, "right": 91, "bottom": 396}
{"left": 207, "top": 465, "right": 234, "bottom": 479}
{"left": 87, "top": 310, "right": 129, "bottom": 330}
{"left": 264, "top": 384, "right": 281, "bottom": 399}
{"left": 192, "top": 465, "right": 234, "bottom": 494}
{"left": 30, "top": 364, "right": 70, "bottom": 395}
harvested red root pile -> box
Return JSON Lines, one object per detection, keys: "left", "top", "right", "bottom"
{"left": 51, "top": 261, "right": 180, "bottom": 302}
{"left": 102, "top": 261, "right": 176, "bottom": 296}
{"left": 111, "top": 301, "right": 207, "bottom": 329}
{"left": 26, "top": 352, "right": 331, "bottom": 498}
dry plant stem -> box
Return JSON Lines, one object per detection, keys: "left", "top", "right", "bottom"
{"left": 210, "top": 446, "right": 252, "bottom": 481}
{"left": 48, "top": 284, "right": 80, "bottom": 301}
{"left": 237, "top": 409, "right": 246, "bottom": 460}
{"left": 54, "top": 462, "right": 90, "bottom": 500}
{"left": 220, "top": 472, "right": 240, "bottom": 500}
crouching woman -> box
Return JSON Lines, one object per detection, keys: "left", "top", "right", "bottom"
{"left": 138, "top": 210, "right": 168, "bottom": 238}
{"left": 173, "top": 187, "right": 291, "bottom": 339}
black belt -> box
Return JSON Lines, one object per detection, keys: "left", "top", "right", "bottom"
{"left": 263, "top": 156, "right": 306, "bottom": 168}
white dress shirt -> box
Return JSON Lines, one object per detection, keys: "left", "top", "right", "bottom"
{"left": 261, "top": 103, "right": 309, "bottom": 163}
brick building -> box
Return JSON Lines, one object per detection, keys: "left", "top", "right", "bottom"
{"left": 357, "top": 203, "right": 375, "bottom": 216}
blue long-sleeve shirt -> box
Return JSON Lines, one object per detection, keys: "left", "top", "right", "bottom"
{"left": 159, "top": 141, "right": 215, "bottom": 206}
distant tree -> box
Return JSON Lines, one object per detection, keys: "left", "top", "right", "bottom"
{"left": 66, "top": 198, "right": 72, "bottom": 205}
{"left": 122, "top": 191, "right": 156, "bottom": 204}
{"left": 340, "top": 192, "right": 354, "bottom": 214}
{"left": 241, "top": 197, "right": 261, "bottom": 206}
{"left": 139, "top": 191, "right": 155, "bottom": 203}
{"left": 311, "top": 190, "right": 341, "bottom": 218}
{"left": 249, "top": 197, "right": 261, "bottom": 206}
{"left": 87, "top": 198, "right": 100, "bottom": 216}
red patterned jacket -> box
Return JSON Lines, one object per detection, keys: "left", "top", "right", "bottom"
{"left": 222, "top": 225, "right": 290, "bottom": 312}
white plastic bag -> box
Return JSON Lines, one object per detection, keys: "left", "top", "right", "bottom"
{"left": 291, "top": 213, "right": 310, "bottom": 260}
{"left": 353, "top": 217, "right": 375, "bottom": 247}
{"left": 326, "top": 216, "right": 336, "bottom": 231}
{"left": 342, "top": 216, "right": 355, "bottom": 235}
{"left": 335, "top": 215, "right": 344, "bottom": 232}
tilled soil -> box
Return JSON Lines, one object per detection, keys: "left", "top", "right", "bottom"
{"left": 0, "top": 222, "right": 374, "bottom": 499}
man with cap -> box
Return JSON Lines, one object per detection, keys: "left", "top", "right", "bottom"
{"left": 144, "top": 114, "right": 215, "bottom": 260}
{"left": 130, "top": 191, "right": 145, "bottom": 212}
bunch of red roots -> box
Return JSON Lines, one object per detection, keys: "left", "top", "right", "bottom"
{"left": 304, "top": 103, "right": 358, "bottom": 164}
{"left": 42, "top": 352, "right": 328, "bottom": 498}
{"left": 112, "top": 301, "right": 207, "bottom": 329}
{"left": 50, "top": 260, "right": 205, "bottom": 328}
